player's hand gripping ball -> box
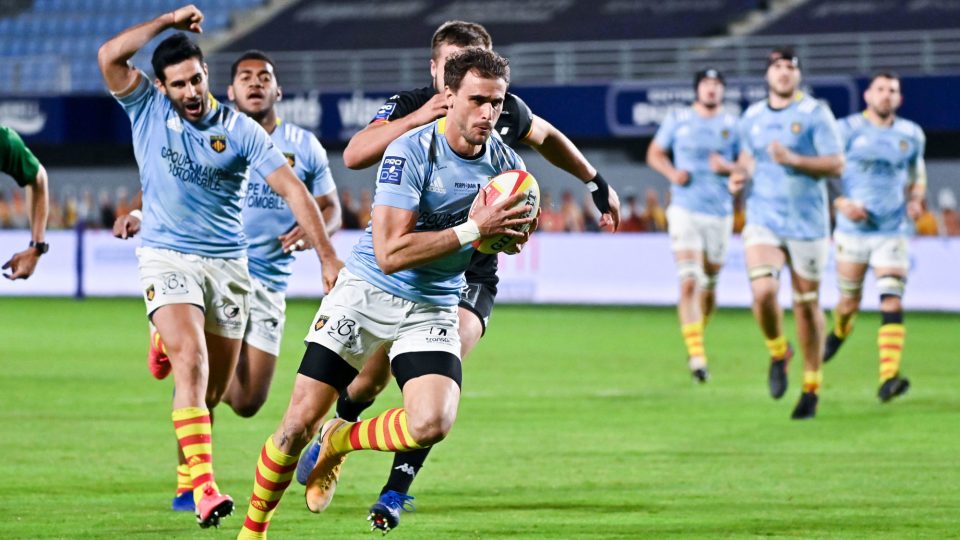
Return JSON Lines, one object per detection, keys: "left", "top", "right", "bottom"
{"left": 474, "top": 170, "right": 541, "bottom": 254}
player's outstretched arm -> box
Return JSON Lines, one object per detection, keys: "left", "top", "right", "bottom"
{"left": 2, "top": 165, "right": 49, "bottom": 280}
{"left": 265, "top": 166, "right": 343, "bottom": 292}
{"left": 373, "top": 193, "right": 532, "bottom": 275}
{"left": 343, "top": 94, "right": 448, "bottom": 169}
{"left": 97, "top": 4, "right": 204, "bottom": 95}
{"left": 523, "top": 115, "right": 620, "bottom": 230}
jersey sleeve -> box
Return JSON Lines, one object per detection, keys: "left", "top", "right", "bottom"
{"left": 910, "top": 124, "right": 928, "bottom": 186}
{"left": 369, "top": 91, "right": 420, "bottom": 124}
{"left": 0, "top": 126, "right": 41, "bottom": 187}
{"left": 373, "top": 137, "right": 425, "bottom": 211}
{"left": 304, "top": 132, "right": 336, "bottom": 196}
{"left": 237, "top": 114, "right": 289, "bottom": 179}
{"left": 113, "top": 70, "right": 158, "bottom": 123}
{"left": 836, "top": 117, "right": 853, "bottom": 150}
{"left": 811, "top": 103, "right": 843, "bottom": 156}
{"left": 505, "top": 93, "right": 534, "bottom": 143}
{"left": 652, "top": 109, "right": 677, "bottom": 149}
{"left": 737, "top": 114, "right": 754, "bottom": 157}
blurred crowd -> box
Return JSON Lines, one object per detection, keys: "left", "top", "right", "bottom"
{"left": 2, "top": 185, "right": 960, "bottom": 237}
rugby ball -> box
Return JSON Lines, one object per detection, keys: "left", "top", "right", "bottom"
{"left": 473, "top": 170, "right": 541, "bottom": 254}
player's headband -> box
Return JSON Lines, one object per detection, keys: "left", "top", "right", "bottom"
{"left": 694, "top": 68, "right": 725, "bottom": 89}
{"left": 768, "top": 48, "right": 801, "bottom": 68}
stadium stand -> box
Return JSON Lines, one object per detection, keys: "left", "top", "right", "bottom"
{"left": 758, "top": 0, "right": 960, "bottom": 34}
{"left": 222, "top": 0, "right": 762, "bottom": 52}
{"left": 0, "top": 0, "right": 264, "bottom": 93}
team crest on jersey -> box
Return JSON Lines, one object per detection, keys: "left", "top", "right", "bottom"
{"left": 790, "top": 122, "right": 802, "bottom": 134}
{"left": 314, "top": 315, "right": 329, "bottom": 331}
{"left": 721, "top": 129, "right": 730, "bottom": 140}
{"left": 145, "top": 284, "right": 155, "bottom": 301}
{"left": 284, "top": 152, "right": 296, "bottom": 168}
{"left": 210, "top": 135, "right": 227, "bottom": 153}
{"left": 899, "top": 139, "right": 909, "bottom": 152}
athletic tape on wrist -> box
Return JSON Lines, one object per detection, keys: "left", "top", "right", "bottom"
{"left": 452, "top": 219, "right": 481, "bottom": 247}
{"left": 129, "top": 209, "right": 143, "bottom": 221}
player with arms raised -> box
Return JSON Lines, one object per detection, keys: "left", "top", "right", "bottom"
{"left": 730, "top": 47, "right": 844, "bottom": 419}
{"left": 824, "top": 71, "right": 925, "bottom": 402}
{"left": 647, "top": 68, "right": 739, "bottom": 382}
{"left": 236, "top": 48, "right": 532, "bottom": 539}
{"left": 98, "top": 4, "right": 341, "bottom": 528}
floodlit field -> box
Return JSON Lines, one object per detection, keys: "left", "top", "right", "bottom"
{"left": 1, "top": 298, "right": 958, "bottom": 539}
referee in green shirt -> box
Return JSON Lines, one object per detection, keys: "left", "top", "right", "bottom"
{"left": 1, "top": 125, "right": 49, "bottom": 280}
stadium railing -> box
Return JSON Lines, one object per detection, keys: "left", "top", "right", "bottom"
{"left": 201, "top": 29, "right": 960, "bottom": 92}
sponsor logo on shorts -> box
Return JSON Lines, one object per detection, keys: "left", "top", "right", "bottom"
{"left": 327, "top": 315, "right": 359, "bottom": 348}
{"left": 426, "top": 326, "right": 451, "bottom": 344}
{"left": 161, "top": 272, "right": 189, "bottom": 295}
{"left": 379, "top": 156, "right": 405, "bottom": 185}
{"left": 314, "top": 315, "right": 329, "bottom": 331}
{"left": 210, "top": 135, "right": 227, "bottom": 153}
{"left": 215, "top": 300, "right": 243, "bottom": 331}
{"left": 255, "top": 318, "right": 281, "bottom": 340}
{"left": 145, "top": 284, "right": 155, "bottom": 301}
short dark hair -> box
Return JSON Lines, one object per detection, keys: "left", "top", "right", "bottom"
{"left": 431, "top": 20, "right": 492, "bottom": 60}
{"left": 230, "top": 50, "right": 277, "bottom": 81}
{"left": 869, "top": 70, "right": 900, "bottom": 85}
{"left": 151, "top": 33, "right": 204, "bottom": 82}
{"left": 767, "top": 46, "right": 800, "bottom": 69}
{"left": 443, "top": 47, "right": 510, "bottom": 92}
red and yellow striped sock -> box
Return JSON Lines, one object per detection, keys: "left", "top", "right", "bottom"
{"left": 681, "top": 321, "right": 706, "bottom": 363}
{"left": 765, "top": 335, "right": 789, "bottom": 359}
{"left": 330, "top": 408, "right": 425, "bottom": 454}
{"left": 176, "top": 464, "right": 191, "bottom": 496}
{"left": 833, "top": 311, "right": 856, "bottom": 339}
{"left": 172, "top": 407, "right": 217, "bottom": 505}
{"left": 878, "top": 323, "right": 905, "bottom": 382}
{"left": 802, "top": 370, "right": 823, "bottom": 394}
{"left": 238, "top": 436, "right": 298, "bottom": 540}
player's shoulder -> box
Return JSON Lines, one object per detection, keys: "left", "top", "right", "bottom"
{"left": 387, "top": 119, "right": 437, "bottom": 159}
{"left": 504, "top": 91, "right": 531, "bottom": 112}
{"left": 893, "top": 117, "right": 924, "bottom": 140}
{"left": 839, "top": 112, "right": 866, "bottom": 130}
{"left": 720, "top": 109, "right": 739, "bottom": 125}
{"left": 796, "top": 93, "right": 830, "bottom": 116}
{"left": 397, "top": 86, "right": 436, "bottom": 107}
{"left": 276, "top": 120, "right": 314, "bottom": 145}
{"left": 219, "top": 104, "right": 252, "bottom": 134}
{"left": 742, "top": 100, "right": 766, "bottom": 119}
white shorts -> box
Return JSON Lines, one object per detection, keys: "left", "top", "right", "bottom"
{"left": 137, "top": 246, "right": 250, "bottom": 339}
{"left": 834, "top": 232, "right": 910, "bottom": 270}
{"left": 742, "top": 224, "right": 828, "bottom": 282}
{"left": 304, "top": 269, "right": 461, "bottom": 372}
{"left": 667, "top": 205, "right": 732, "bottom": 265}
{"left": 243, "top": 276, "right": 287, "bottom": 356}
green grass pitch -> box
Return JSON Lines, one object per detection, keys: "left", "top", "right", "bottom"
{"left": 1, "top": 297, "right": 958, "bottom": 539}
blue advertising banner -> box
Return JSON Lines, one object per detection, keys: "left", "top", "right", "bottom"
{"left": 3, "top": 73, "right": 959, "bottom": 144}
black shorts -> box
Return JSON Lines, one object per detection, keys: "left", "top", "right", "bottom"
{"left": 460, "top": 252, "right": 498, "bottom": 335}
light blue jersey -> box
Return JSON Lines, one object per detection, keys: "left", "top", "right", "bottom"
{"left": 115, "top": 72, "right": 288, "bottom": 258}
{"left": 243, "top": 119, "right": 336, "bottom": 292}
{"left": 739, "top": 93, "right": 843, "bottom": 239}
{"left": 345, "top": 118, "right": 524, "bottom": 306}
{"left": 835, "top": 113, "right": 925, "bottom": 236}
{"left": 653, "top": 106, "right": 739, "bottom": 217}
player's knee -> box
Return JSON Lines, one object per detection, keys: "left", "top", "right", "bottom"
{"left": 702, "top": 272, "right": 719, "bottom": 292}
{"left": 837, "top": 276, "right": 863, "bottom": 299}
{"left": 406, "top": 409, "right": 455, "bottom": 447}
{"left": 792, "top": 290, "right": 819, "bottom": 307}
{"left": 877, "top": 275, "right": 906, "bottom": 301}
{"left": 677, "top": 261, "right": 703, "bottom": 296}
{"left": 229, "top": 394, "right": 268, "bottom": 418}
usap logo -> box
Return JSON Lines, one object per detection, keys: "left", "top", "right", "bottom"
{"left": 379, "top": 156, "right": 406, "bottom": 185}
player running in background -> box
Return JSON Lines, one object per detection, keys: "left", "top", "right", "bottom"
{"left": 298, "top": 20, "right": 620, "bottom": 533}
{"left": 824, "top": 71, "right": 925, "bottom": 402}
{"left": 1, "top": 125, "right": 49, "bottom": 280}
{"left": 646, "top": 68, "right": 739, "bottom": 382}
{"left": 99, "top": 4, "right": 341, "bottom": 528}
{"left": 236, "top": 48, "right": 532, "bottom": 539}
{"left": 114, "top": 48, "right": 344, "bottom": 512}
{"left": 729, "top": 47, "right": 844, "bottom": 420}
